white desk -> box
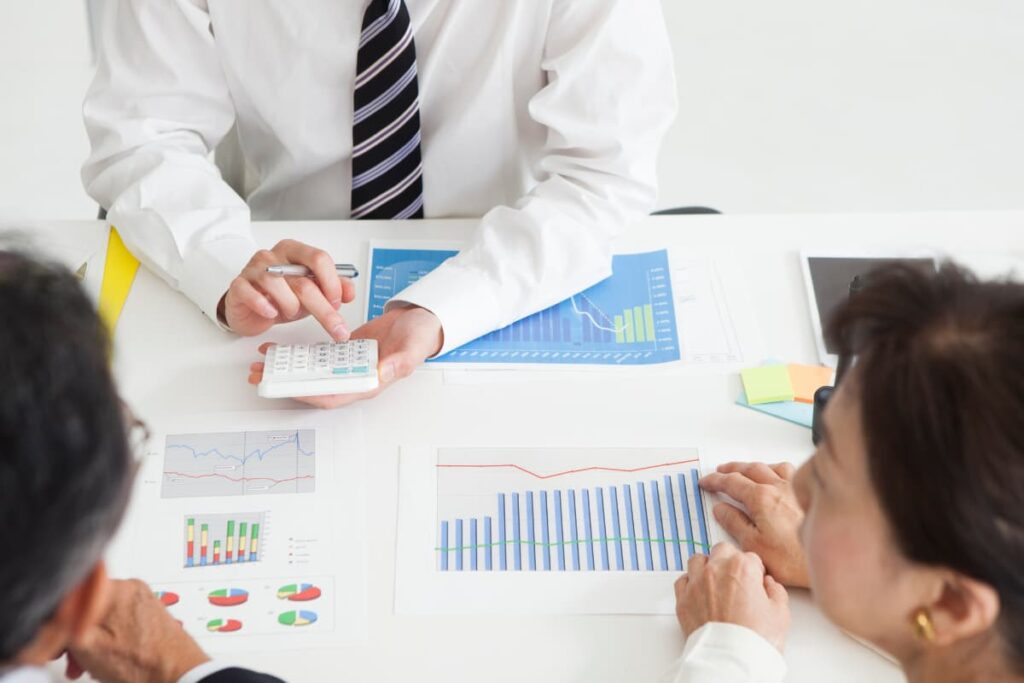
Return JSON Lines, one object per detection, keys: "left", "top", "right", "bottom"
{"left": 32, "top": 212, "right": 1024, "bottom": 682}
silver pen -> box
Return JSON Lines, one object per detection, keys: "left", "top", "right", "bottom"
{"left": 266, "top": 263, "right": 359, "bottom": 279}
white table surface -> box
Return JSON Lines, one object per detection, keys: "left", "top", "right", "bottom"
{"left": 29, "top": 212, "right": 1024, "bottom": 682}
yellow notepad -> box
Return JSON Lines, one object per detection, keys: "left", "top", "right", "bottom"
{"left": 740, "top": 365, "right": 795, "bottom": 404}
{"left": 98, "top": 227, "right": 140, "bottom": 332}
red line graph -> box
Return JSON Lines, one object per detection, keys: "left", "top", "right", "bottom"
{"left": 163, "top": 471, "right": 314, "bottom": 486}
{"left": 435, "top": 458, "right": 699, "bottom": 481}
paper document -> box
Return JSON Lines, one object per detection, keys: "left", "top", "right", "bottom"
{"left": 107, "top": 411, "right": 367, "bottom": 652}
{"left": 367, "top": 241, "right": 761, "bottom": 373}
{"left": 395, "top": 446, "right": 714, "bottom": 615}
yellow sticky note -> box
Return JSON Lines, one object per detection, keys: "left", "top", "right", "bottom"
{"left": 740, "top": 365, "right": 794, "bottom": 405}
{"left": 787, "top": 364, "right": 834, "bottom": 404}
{"left": 98, "top": 227, "right": 140, "bottom": 332}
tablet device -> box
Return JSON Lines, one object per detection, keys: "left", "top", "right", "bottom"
{"left": 800, "top": 249, "right": 936, "bottom": 366}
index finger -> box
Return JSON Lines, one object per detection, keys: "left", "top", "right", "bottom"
{"left": 274, "top": 240, "right": 343, "bottom": 305}
{"left": 700, "top": 471, "right": 763, "bottom": 506}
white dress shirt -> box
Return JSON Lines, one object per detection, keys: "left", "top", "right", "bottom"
{"left": 664, "top": 623, "right": 788, "bottom": 683}
{"left": 82, "top": 0, "right": 677, "bottom": 353}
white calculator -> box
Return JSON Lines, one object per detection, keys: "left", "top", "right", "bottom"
{"left": 257, "top": 340, "right": 380, "bottom": 398}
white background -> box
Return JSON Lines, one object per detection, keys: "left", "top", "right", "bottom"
{"left": 1, "top": 0, "right": 1022, "bottom": 220}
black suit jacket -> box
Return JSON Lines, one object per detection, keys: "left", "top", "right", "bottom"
{"left": 202, "top": 668, "right": 285, "bottom": 683}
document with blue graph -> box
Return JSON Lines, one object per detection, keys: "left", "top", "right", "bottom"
{"left": 395, "top": 446, "right": 717, "bottom": 615}
{"left": 367, "top": 246, "right": 683, "bottom": 365}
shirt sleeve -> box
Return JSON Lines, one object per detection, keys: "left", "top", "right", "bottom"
{"left": 82, "top": 0, "right": 257, "bottom": 326}
{"left": 388, "top": 0, "right": 678, "bottom": 354}
{"left": 662, "top": 623, "right": 788, "bottom": 683}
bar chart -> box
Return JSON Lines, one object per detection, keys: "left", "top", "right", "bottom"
{"left": 162, "top": 430, "right": 316, "bottom": 499}
{"left": 434, "top": 447, "right": 709, "bottom": 572}
{"left": 184, "top": 512, "right": 266, "bottom": 568}
{"left": 368, "top": 248, "right": 681, "bottom": 365}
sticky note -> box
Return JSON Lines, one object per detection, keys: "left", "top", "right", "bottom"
{"left": 740, "top": 364, "right": 794, "bottom": 404}
{"left": 98, "top": 227, "right": 140, "bottom": 333}
{"left": 736, "top": 392, "right": 814, "bottom": 429}
{"left": 787, "top": 364, "right": 834, "bottom": 404}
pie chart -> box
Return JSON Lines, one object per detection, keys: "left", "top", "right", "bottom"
{"left": 208, "top": 588, "right": 248, "bottom": 607}
{"left": 155, "top": 591, "right": 179, "bottom": 607}
{"left": 276, "top": 583, "right": 322, "bottom": 602}
{"left": 206, "top": 618, "right": 243, "bottom": 633}
{"left": 278, "top": 610, "right": 318, "bottom": 627}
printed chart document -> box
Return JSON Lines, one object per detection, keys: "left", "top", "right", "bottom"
{"left": 108, "top": 411, "right": 367, "bottom": 652}
{"left": 395, "top": 446, "right": 714, "bottom": 615}
{"left": 366, "top": 241, "right": 761, "bottom": 373}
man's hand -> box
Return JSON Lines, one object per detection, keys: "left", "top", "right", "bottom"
{"left": 675, "top": 543, "right": 791, "bottom": 652}
{"left": 700, "top": 462, "right": 809, "bottom": 589}
{"left": 219, "top": 239, "right": 357, "bottom": 339}
{"left": 67, "top": 579, "right": 208, "bottom": 683}
{"left": 247, "top": 305, "right": 443, "bottom": 408}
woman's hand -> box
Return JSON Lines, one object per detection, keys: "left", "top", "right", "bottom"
{"left": 700, "top": 462, "right": 809, "bottom": 588}
{"left": 675, "top": 542, "right": 791, "bottom": 653}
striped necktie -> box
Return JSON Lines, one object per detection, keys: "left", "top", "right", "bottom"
{"left": 351, "top": 0, "right": 425, "bottom": 220}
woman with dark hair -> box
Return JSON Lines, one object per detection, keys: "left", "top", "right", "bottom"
{"left": 668, "top": 263, "right": 1024, "bottom": 682}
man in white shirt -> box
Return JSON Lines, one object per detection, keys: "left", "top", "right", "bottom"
{"left": 82, "top": 0, "right": 676, "bottom": 403}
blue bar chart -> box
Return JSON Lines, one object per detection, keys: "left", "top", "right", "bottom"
{"left": 368, "top": 248, "right": 681, "bottom": 365}
{"left": 434, "top": 448, "right": 710, "bottom": 572}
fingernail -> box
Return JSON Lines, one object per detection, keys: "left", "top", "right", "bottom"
{"left": 379, "top": 363, "right": 395, "bottom": 383}
{"left": 330, "top": 300, "right": 342, "bottom": 309}
{"left": 262, "top": 303, "right": 278, "bottom": 318}
{"left": 331, "top": 323, "right": 350, "bottom": 341}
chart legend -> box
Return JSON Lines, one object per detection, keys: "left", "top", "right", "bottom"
{"left": 183, "top": 512, "right": 266, "bottom": 568}
{"left": 162, "top": 430, "right": 316, "bottom": 498}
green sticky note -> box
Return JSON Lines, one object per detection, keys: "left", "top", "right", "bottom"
{"left": 741, "top": 365, "right": 795, "bottom": 404}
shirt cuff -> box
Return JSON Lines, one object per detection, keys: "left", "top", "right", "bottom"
{"left": 178, "top": 660, "right": 230, "bottom": 683}
{"left": 384, "top": 260, "right": 503, "bottom": 357}
{"left": 178, "top": 234, "right": 260, "bottom": 330}
{"left": 669, "top": 623, "right": 787, "bottom": 683}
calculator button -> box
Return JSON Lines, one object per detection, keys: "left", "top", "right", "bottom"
{"left": 351, "top": 366, "right": 369, "bottom": 375}
{"left": 332, "top": 368, "right": 351, "bottom": 375}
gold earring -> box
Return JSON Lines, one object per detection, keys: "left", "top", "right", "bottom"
{"left": 913, "top": 609, "right": 936, "bottom": 642}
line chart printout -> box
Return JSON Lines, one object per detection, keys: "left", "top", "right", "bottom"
{"left": 367, "top": 246, "right": 681, "bottom": 365}
{"left": 107, "top": 411, "right": 368, "bottom": 652}
{"left": 395, "top": 446, "right": 715, "bottom": 615}
{"left": 162, "top": 430, "right": 315, "bottom": 498}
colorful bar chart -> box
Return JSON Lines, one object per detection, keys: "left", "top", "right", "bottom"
{"left": 184, "top": 512, "right": 266, "bottom": 568}
{"left": 435, "top": 449, "right": 710, "bottom": 572}
{"left": 368, "top": 249, "right": 680, "bottom": 365}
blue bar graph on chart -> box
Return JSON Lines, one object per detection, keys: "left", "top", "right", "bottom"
{"left": 368, "top": 248, "right": 681, "bottom": 365}
{"left": 436, "top": 463, "right": 710, "bottom": 573}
